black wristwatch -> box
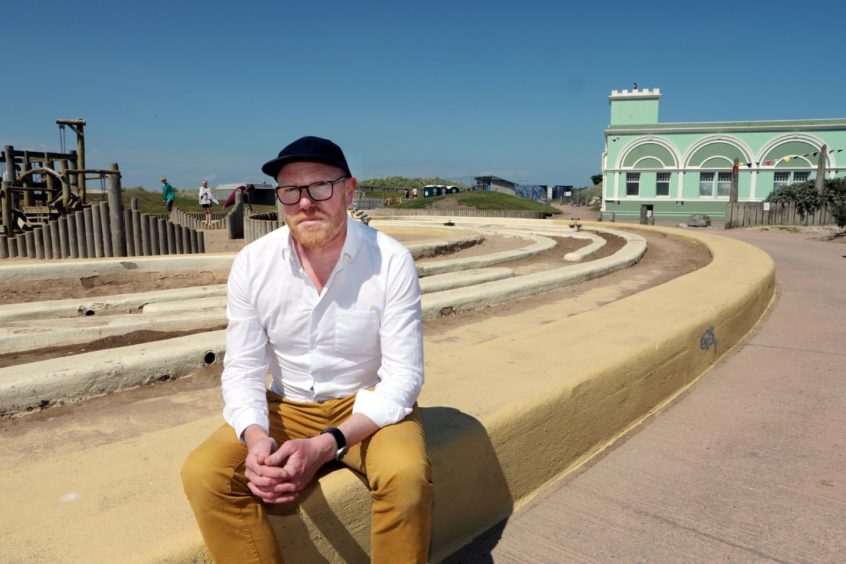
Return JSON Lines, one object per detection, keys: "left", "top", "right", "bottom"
{"left": 321, "top": 427, "right": 348, "bottom": 461}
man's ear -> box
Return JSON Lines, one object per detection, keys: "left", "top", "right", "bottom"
{"left": 346, "top": 176, "right": 357, "bottom": 208}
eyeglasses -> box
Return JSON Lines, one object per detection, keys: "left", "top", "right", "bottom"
{"left": 276, "top": 175, "right": 348, "bottom": 205}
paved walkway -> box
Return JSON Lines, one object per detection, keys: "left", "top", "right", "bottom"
{"left": 446, "top": 229, "right": 846, "bottom": 563}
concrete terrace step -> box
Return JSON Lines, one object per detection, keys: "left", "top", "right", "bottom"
{"left": 0, "top": 284, "right": 228, "bottom": 322}
{"left": 0, "top": 226, "right": 644, "bottom": 413}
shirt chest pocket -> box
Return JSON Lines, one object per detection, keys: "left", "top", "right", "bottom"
{"left": 334, "top": 310, "right": 380, "bottom": 356}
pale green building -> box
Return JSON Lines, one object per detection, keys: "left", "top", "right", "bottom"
{"left": 601, "top": 87, "right": 846, "bottom": 221}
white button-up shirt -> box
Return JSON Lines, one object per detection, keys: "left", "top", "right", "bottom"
{"left": 222, "top": 218, "right": 424, "bottom": 440}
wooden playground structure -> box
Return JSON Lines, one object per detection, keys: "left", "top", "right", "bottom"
{"left": 0, "top": 119, "right": 212, "bottom": 260}
{"left": 1, "top": 119, "right": 125, "bottom": 235}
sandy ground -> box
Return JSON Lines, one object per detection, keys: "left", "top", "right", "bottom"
{"left": 0, "top": 228, "right": 634, "bottom": 368}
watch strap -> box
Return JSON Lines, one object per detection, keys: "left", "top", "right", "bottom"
{"left": 321, "top": 427, "right": 348, "bottom": 461}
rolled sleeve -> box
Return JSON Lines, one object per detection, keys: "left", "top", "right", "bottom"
{"left": 221, "top": 251, "right": 271, "bottom": 440}
{"left": 352, "top": 251, "right": 423, "bottom": 427}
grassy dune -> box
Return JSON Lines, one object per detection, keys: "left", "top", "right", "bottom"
{"left": 397, "top": 190, "right": 560, "bottom": 214}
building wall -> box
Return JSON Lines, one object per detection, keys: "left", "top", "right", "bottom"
{"left": 602, "top": 89, "right": 846, "bottom": 220}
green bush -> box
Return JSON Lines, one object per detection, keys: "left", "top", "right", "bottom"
{"left": 822, "top": 178, "right": 846, "bottom": 229}
{"left": 766, "top": 180, "right": 822, "bottom": 221}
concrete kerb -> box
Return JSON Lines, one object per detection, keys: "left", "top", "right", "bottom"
{"left": 417, "top": 231, "right": 556, "bottom": 277}
{"left": 0, "top": 285, "right": 228, "bottom": 322}
{"left": 421, "top": 227, "right": 646, "bottom": 320}
{"left": 419, "top": 267, "right": 515, "bottom": 294}
{"left": 0, "top": 225, "right": 775, "bottom": 562}
{"left": 0, "top": 310, "right": 227, "bottom": 357}
{"left": 144, "top": 267, "right": 520, "bottom": 315}
{"left": 0, "top": 331, "right": 226, "bottom": 417}
{"left": 0, "top": 254, "right": 235, "bottom": 287}
{"left": 564, "top": 231, "right": 606, "bottom": 261}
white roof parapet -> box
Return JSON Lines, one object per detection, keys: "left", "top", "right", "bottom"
{"left": 609, "top": 88, "right": 662, "bottom": 98}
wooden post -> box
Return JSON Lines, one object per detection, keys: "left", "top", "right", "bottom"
{"left": 1, "top": 179, "right": 13, "bottom": 237}
{"left": 76, "top": 131, "right": 86, "bottom": 201}
{"left": 0, "top": 234, "right": 6, "bottom": 259}
{"left": 83, "top": 207, "right": 95, "bottom": 258}
{"left": 59, "top": 160, "right": 71, "bottom": 209}
{"left": 166, "top": 221, "right": 176, "bottom": 254}
{"left": 21, "top": 152, "right": 32, "bottom": 208}
{"left": 140, "top": 213, "right": 150, "bottom": 256}
{"left": 181, "top": 225, "right": 191, "bottom": 254}
{"left": 157, "top": 217, "right": 167, "bottom": 254}
{"left": 41, "top": 223, "right": 52, "bottom": 259}
{"left": 816, "top": 144, "right": 827, "bottom": 194}
{"left": 91, "top": 204, "right": 103, "bottom": 257}
{"left": 2, "top": 146, "right": 16, "bottom": 236}
{"left": 75, "top": 210, "right": 86, "bottom": 258}
{"left": 67, "top": 150, "right": 78, "bottom": 199}
{"left": 49, "top": 220, "right": 60, "bottom": 258}
{"left": 25, "top": 230, "right": 36, "bottom": 258}
{"left": 132, "top": 209, "right": 142, "bottom": 255}
{"left": 124, "top": 209, "right": 135, "bottom": 256}
{"left": 149, "top": 214, "right": 160, "bottom": 255}
{"left": 66, "top": 213, "right": 78, "bottom": 258}
{"left": 58, "top": 216, "right": 69, "bottom": 258}
{"left": 43, "top": 153, "right": 55, "bottom": 200}
{"left": 107, "top": 164, "right": 126, "bottom": 256}
{"left": 99, "top": 201, "right": 112, "bottom": 257}
{"left": 174, "top": 223, "right": 183, "bottom": 254}
{"left": 728, "top": 158, "right": 740, "bottom": 230}
{"left": 34, "top": 227, "right": 45, "bottom": 259}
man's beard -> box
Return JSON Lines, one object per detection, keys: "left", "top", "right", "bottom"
{"left": 288, "top": 206, "right": 346, "bottom": 250}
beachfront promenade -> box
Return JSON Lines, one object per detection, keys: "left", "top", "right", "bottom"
{"left": 448, "top": 227, "right": 846, "bottom": 562}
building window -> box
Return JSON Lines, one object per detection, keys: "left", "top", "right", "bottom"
{"left": 626, "top": 172, "right": 640, "bottom": 196}
{"left": 699, "top": 171, "right": 732, "bottom": 197}
{"left": 773, "top": 170, "right": 811, "bottom": 191}
{"left": 717, "top": 172, "right": 732, "bottom": 197}
{"left": 656, "top": 172, "right": 670, "bottom": 196}
{"left": 773, "top": 171, "right": 790, "bottom": 190}
{"left": 699, "top": 172, "right": 715, "bottom": 197}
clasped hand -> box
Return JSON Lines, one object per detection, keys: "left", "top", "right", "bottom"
{"left": 244, "top": 435, "right": 329, "bottom": 504}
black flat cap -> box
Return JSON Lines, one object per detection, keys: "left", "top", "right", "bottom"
{"left": 261, "top": 136, "right": 352, "bottom": 179}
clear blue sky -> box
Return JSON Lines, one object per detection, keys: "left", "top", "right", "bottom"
{"left": 4, "top": 0, "right": 845, "bottom": 190}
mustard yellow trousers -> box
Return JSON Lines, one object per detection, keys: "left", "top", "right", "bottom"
{"left": 181, "top": 391, "right": 433, "bottom": 563}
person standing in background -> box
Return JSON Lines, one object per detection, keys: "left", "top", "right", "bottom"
{"left": 161, "top": 177, "right": 176, "bottom": 215}
{"left": 198, "top": 179, "right": 217, "bottom": 224}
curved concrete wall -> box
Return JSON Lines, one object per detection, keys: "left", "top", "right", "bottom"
{"left": 260, "top": 224, "right": 776, "bottom": 562}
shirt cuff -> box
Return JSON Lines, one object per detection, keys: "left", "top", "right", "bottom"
{"left": 352, "top": 388, "right": 413, "bottom": 428}
{"left": 225, "top": 409, "right": 269, "bottom": 444}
